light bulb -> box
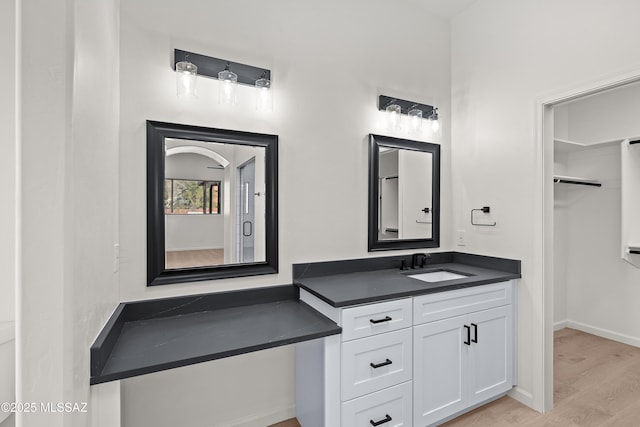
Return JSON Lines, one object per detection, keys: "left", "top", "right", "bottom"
{"left": 428, "top": 107, "right": 441, "bottom": 136}
{"left": 386, "top": 103, "right": 402, "bottom": 131}
{"left": 431, "top": 119, "right": 440, "bottom": 133}
{"left": 408, "top": 107, "right": 422, "bottom": 134}
{"left": 218, "top": 66, "right": 238, "bottom": 105}
{"left": 175, "top": 61, "right": 197, "bottom": 98}
{"left": 255, "top": 75, "right": 272, "bottom": 112}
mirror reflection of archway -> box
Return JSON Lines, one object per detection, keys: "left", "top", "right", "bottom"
{"left": 164, "top": 141, "right": 230, "bottom": 268}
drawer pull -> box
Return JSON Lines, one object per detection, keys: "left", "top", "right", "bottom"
{"left": 370, "top": 414, "right": 392, "bottom": 426}
{"left": 370, "top": 316, "right": 392, "bottom": 324}
{"left": 370, "top": 358, "right": 393, "bottom": 369}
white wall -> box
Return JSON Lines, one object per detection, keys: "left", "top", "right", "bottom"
{"left": 122, "top": 346, "right": 294, "bottom": 427}
{"left": 567, "top": 81, "right": 640, "bottom": 144}
{"left": 118, "top": 0, "right": 452, "bottom": 425}
{"left": 452, "top": 0, "right": 640, "bottom": 411}
{"left": 0, "top": 0, "right": 16, "bottom": 324}
{"left": 19, "top": 1, "right": 120, "bottom": 426}
{"left": 19, "top": 1, "right": 70, "bottom": 424}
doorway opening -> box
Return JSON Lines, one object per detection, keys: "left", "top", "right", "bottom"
{"left": 540, "top": 72, "right": 640, "bottom": 412}
{"left": 237, "top": 157, "right": 256, "bottom": 263}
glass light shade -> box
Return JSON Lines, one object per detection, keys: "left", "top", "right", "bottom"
{"left": 218, "top": 68, "right": 238, "bottom": 105}
{"left": 428, "top": 108, "right": 441, "bottom": 136}
{"left": 255, "top": 77, "right": 273, "bottom": 112}
{"left": 386, "top": 104, "right": 402, "bottom": 131}
{"left": 175, "top": 61, "right": 197, "bottom": 98}
{"left": 408, "top": 108, "right": 423, "bottom": 134}
{"left": 430, "top": 118, "right": 441, "bottom": 134}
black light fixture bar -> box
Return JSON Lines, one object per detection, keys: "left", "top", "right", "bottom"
{"left": 174, "top": 49, "right": 270, "bottom": 87}
{"left": 378, "top": 95, "right": 434, "bottom": 116}
{"left": 629, "top": 139, "right": 640, "bottom": 145}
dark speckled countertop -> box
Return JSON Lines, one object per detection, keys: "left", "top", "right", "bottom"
{"left": 90, "top": 285, "right": 340, "bottom": 385}
{"left": 293, "top": 252, "right": 521, "bottom": 307}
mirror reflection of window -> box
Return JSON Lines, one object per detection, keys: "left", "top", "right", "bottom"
{"left": 164, "top": 179, "right": 221, "bottom": 215}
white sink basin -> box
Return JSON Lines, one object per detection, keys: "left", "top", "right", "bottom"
{"left": 408, "top": 271, "right": 468, "bottom": 283}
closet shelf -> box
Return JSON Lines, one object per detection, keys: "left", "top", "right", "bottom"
{"left": 553, "top": 175, "right": 602, "bottom": 187}
{"left": 554, "top": 138, "right": 622, "bottom": 153}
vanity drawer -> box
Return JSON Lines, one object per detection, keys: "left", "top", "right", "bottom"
{"left": 342, "top": 328, "right": 413, "bottom": 401}
{"left": 414, "top": 281, "right": 512, "bottom": 325}
{"left": 342, "top": 381, "right": 412, "bottom": 427}
{"left": 341, "top": 298, "right": 412, "bottom": 342}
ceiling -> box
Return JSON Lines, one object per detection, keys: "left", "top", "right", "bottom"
{"left": 405, "top": 0, "right": 478, "bottom": 18}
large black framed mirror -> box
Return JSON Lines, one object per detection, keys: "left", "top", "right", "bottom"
{"left": 368, "top": 134, "right": 440, "bottom": 251}
{"left": 147, "top": 121, "right": 278, "bottom": 286}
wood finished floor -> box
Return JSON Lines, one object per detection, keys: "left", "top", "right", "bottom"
{"left": 165, "top": 248, "right": 224, "bottom": 269}
{"left": 275, "top": 328, "right": 640, "bottom": 427}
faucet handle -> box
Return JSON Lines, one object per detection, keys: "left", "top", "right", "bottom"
{"left": 421, "top": 253, "right": 432, "bottom": 268}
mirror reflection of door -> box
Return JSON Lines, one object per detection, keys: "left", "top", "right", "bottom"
{"left": 237, "top": 158, "right": 256, "bottom": 263}
{"left": 378, "top": 147, "right": 433, "bottom": 241}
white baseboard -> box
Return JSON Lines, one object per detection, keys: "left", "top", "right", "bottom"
{"left": 553, "top": 320, "right": 568, "bottom": 331}
{"left": 214, "top": 405, "right": 296, "bottom": 427}
{"left": 565, "top": 320, "right": 640, "bottom": 348}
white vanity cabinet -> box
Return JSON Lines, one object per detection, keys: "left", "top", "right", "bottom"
{"left": 297, "top": 281, "right": 516, "bottom": 427}
{"left": 413, "top": 281, "right": 514, "bottom": 426}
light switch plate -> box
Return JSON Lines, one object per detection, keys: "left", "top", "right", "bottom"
{"left": 456, "top": 230, "right": 467, "bottom": 246}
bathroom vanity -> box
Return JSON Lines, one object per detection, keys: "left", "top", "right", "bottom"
{"left": 89, "top": 252, "right": 519, "bottom": 427}
{"left": 294, "top": 252, "right": 520, "bottom": 427}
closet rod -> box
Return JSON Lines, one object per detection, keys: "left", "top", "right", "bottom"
{"left": 629, "top": 246, "right": 640, "bottom": 255}
{"left": 630, "top": 139, "right": 640, "bottom": 145}
{"left": 553, "top": 177, "right": 602, "bottom": 187}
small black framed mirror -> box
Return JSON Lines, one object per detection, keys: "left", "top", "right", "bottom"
{"left": 147, "top": 121, "right": 278, "bottom": 286}
{"left": 368, "top": 134, "right": 440, "bottom": 251}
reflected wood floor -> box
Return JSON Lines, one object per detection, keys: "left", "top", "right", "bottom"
{"left": 268, "top": 420, "right": 301, "bottom": 427}
{"left": 275, "top": 329, "right": 640, "bottom": 427}
{"left": 165, "top": 248, "right": 224, "bottom": 269}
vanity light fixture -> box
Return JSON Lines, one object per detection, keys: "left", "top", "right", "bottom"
{"left": 173, "top": 49, "right": 272, "bottom": 109}
{"left": 175, "top": 55, "right": 198, "bottom": 98}
{"left": 377, "top": 95, "right": 438, "bottom": 136}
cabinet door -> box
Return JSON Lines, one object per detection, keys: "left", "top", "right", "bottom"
{"left": 467, "top": 305, "right": 513, "bottom": 406}
{"left": 413, "top": 315, "right": 468, "bottom": 426}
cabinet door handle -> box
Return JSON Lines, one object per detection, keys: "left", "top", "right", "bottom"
{"left": 370, "top": 359, "right": 393, "bottom": 369}
{"left": 370, "top": 316, "right": 392, "bottom": 324}
{"left": 370, "top": 414, "right": 392, "bottom": 426}
{"left": 471, "top": 323, "right": 478, "bottom": 343}
{"left": 464, "top": 325, "right": 471, "bottom": 345}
